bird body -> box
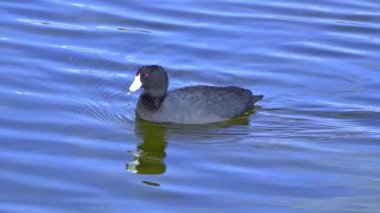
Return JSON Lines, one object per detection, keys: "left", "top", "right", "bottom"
{"left": 129, "top": 65, "right": 263, "bottom": 124}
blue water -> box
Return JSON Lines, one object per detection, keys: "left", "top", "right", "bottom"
{"left": 1, "top": 0, "right": 380, "bottom": 212}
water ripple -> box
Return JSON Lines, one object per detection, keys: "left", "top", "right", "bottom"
{"left": 1, "top": 0, "right": 380, "bottom": 211}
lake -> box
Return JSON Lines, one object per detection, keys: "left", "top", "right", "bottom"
{"left": 1, "top": 0, "right": 380, "bottom": 212}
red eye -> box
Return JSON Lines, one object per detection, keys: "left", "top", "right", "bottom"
{"left": 144, "top": 73, "right": 149, "bottom": 78}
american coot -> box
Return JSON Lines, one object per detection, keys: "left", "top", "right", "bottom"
{"left": 129, "top": 65, "right": 263, "bottom": 124}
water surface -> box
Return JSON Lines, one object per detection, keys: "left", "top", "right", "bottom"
{"left": 1, "top": 0, "right": 380, "bottom": 212}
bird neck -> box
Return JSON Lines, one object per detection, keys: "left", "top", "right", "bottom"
{"left": 140, "top": 91, "right": 166, "bottom": 110}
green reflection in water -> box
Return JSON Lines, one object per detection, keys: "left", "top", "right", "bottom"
{"left": 127, "top": 120, "right": 167, "bottom": 175}
{"left": 126, "top": 108, "right": 257, "bottom": 176}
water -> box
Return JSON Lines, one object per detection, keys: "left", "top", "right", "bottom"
{"left": 1, "top": 0, "right": 380, "bottom": 212}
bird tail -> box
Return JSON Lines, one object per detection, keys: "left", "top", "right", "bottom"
{"left": 251, "top": 95, "right": 263, "bottom": 105}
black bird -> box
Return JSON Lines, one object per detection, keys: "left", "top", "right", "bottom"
{"left": 129, "top": 65, "right": 263, "bottom": 124}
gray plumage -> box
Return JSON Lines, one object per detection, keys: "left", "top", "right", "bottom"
{"left": 131, "top": 65, "right": 263, "bottom": 124}
{"left": 137, "top": 85, "right": 262, "bottom": 124}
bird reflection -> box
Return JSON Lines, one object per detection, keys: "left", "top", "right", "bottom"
{"left": 126, "top": 108, "right": 256, "bottom": 175}
{"left": 126, "top": 119, "right": 167, "bottom": 175}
